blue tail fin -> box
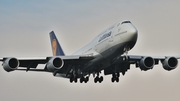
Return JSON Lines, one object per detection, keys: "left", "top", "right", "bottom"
{"left": 49, "top": 31, "right": 65, "bottom": 56}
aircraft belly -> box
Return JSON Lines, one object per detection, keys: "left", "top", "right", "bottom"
{"left": 82, "top": 41, "right": 136, "bottom": 73}
{"left": 100, "top": 41, "right": 136, "bottom": 67}
{"left": 100, "top": 41, "right": 132, "bottom": 59}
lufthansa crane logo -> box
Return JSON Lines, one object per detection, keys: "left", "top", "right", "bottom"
{"left": 52, "top": 39, "right": 57, "bottom": 56}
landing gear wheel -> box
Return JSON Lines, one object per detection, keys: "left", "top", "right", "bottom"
{"left": 111, "top": 77, "right": 115, "bottom": 82}
{"left": 94, "top": 77, "right": 98, "bottom": 83}
{"left": 70, "top": 77, "right": 74, "bottom": 83}
{"left": 116, "top": 77, "right": 119, "bottom": 82}
{"left": 70, "top": 75, "right": 77, "bottom": 83}
{"left": 84, "top": 78, "right": 88, "bottom": 83}
{"left": 111, "top": 73, "right": 120, "bottom": 83}
{"left": 79, "top": 76, "right": 89, "bottom": 83}
{"left": 85, "top": 77, "right": 89, "bottom": 83}
{"left": 86, "top": 77, "right": 89, "bottom": 81}
{"left": 70, "top": 78, "right": 73, "bottom": 83}
{"left": 74, "top": 77, "right": 77, "bottom": 83}
{"left": 70, "top": 74, "right": 74, "bottom": 83}
{"left": 80, "top": 77, "right": 84, "bottom": 83}
{"left": 93, "top": 72, "right": 104, "bottom": 83}
{"left": 99, "top": 76, "right": 103, "bottom": 83}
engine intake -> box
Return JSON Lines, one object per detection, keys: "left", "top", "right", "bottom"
{"left": 162, "top": 57, "right": 178, "bottom": 71}
{"left": 46, "top": 57, "right": 64, "bottom": 72}
{"left": 3, "top": 57, "right": 19, "bottom": 72}
{"left": 139, "top": 57, "right": 155, "bottom": 71}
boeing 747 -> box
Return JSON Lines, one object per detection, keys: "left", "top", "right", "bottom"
{"left": 1, "top": 20, "right": 179, "bottom": 83}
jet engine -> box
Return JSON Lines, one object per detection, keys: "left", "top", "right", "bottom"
{"left": 162, "top": 57, "right": 178, "bottom": 71}
{"left": 46, "top": 57, "right": 64, "bottom": 72}
{"left": 3, "top": 57, "right": 19, "bottom": 72}
{"left": 139, "top": 57, "right": 155, "bottom": 71}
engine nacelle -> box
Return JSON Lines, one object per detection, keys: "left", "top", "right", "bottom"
{"left": 46, "top": 57, "right": 64, "bottom": 72}
{"left": 162, "top": 57, "right": 178, "bottom": 71}
{"left": 139, "top": 57, "right": 155, "bottom": 71}
{"left": 3, "top": 57, "right": 19, "bottom": 72}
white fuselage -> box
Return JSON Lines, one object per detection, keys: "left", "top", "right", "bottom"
{"left": 73, "top": 21, "right": 138, "bottom": 73}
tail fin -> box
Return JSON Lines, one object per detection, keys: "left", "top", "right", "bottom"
{"left": 49, "top": 31, "right": 65, "bottom": 56}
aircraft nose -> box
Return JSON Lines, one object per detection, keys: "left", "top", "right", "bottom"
{"left": 120, "top": 25, "right": 138, "bottom": 42}
{"left": 129, "top": 27, "right": 138, "bottom": 41}
{"left": 120, "top": 25, "right": 138, "bottom": 50}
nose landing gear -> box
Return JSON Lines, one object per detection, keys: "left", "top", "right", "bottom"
{"left": 123, "top": 46, "right": 130, "bottom": 61}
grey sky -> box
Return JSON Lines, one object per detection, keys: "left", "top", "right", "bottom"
{"left": 0, "top": 0, "right": 180, "bottom": 101}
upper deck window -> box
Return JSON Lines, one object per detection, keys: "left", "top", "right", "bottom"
{"left": 121, "top": 21, "right": 131, "bottom": 24}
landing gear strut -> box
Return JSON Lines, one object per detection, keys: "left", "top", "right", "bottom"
{"left": 123, "top": 46, "right": 130, "bottom": 61}
{"left": 69, "top": 71, "right": 78, "bottom": 83}
{"left": 70, "top": 74, "right": 78, "bottom": 83}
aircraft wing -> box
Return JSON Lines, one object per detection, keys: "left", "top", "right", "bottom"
{"left": 128, "top": 55, "right": 180, "bottom": 64}
{"left": 0, "top": 55, "right": 94, "bottom": 73}
{"left": 104, "top": 55, "right": 179, "bottom": 76}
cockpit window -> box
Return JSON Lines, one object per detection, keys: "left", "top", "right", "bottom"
{"left": 121, "top": 21, "right": 131, "bottom": 24}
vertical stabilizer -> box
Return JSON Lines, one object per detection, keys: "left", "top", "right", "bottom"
{"left": 49, "top": 31, "right": 65, "bottom": 56}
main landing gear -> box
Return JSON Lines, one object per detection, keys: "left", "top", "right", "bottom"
{"left": 69, "top": 71, "right": 90, "bottom": 83}
{"left": 94, "top": 76, "right": 103, "bottom": 83}
{"left": 111, "top": 73, "right": 120, "bottom": 82}
{"left": 69, "top": 71, "right": 121, "bottom": 83}
{"left": 93, "top": 72, "right": 103, "bottom": 83}
{"left": 70, "top": 73, "right": 78, "bottom": 83}
{"left": 70, "top": 76, "right": 89, "bottom": 83}
{"left": 80, "top": 76, "right": 89, "bottom": 83}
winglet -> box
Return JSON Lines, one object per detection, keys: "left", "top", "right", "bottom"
{"left": 49, "top": 31, "right": 65, "bottom": 56}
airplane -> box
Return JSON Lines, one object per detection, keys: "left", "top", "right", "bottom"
{"left": 0, "top": 20, "right": 179, "bottom": 83}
